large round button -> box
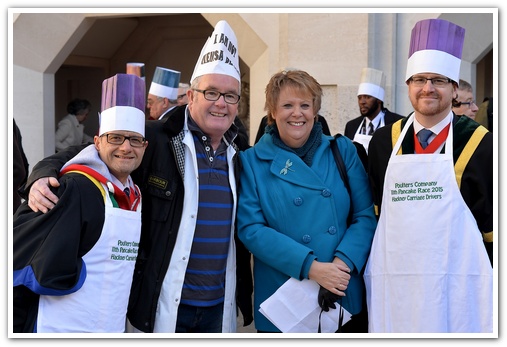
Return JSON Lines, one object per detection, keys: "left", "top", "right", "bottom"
{"left": 322, "top": 189, "right": 332, "bottom": 197}
{"left": 302, "top": 234, "right": 311, "bottom": 243}
{"left": 328, "top": 226, "right": 337, "bottom": 235}
{"left": 293, "top": 197, "right": 303, "bottom": 206}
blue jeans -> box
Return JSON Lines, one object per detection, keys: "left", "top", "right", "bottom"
{"left": 175, "top": 303, "right": 224, "bottom": 333}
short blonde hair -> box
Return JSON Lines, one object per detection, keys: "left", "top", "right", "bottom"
{"left": 264, "top": 69, "right": 322, "bottom": 125}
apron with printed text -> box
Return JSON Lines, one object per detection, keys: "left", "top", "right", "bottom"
{"left": 364, "top": 115, "right": 493, "bottom": 333}
{"left": 36, "top": 187, "right": 141, "bottom": 333}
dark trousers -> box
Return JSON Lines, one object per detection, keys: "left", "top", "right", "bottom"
{"left": 175, "top": 302, "right": 224, "bottom": 333}
{"left": 340, "top": 291, "right": 368, "bottom": 333}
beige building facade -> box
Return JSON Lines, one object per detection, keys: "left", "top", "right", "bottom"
{"left": 11, "top": 10, "right": 495, "bottom": 170}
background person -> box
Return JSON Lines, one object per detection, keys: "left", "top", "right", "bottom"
{"left": 55, "top": 98, "right": 94, "bottom": 152}
{"left": 475, "top": 97, "right": 493, "bottom": 132}
{"left": 13, "top": 73, "right": 147, "bottom": 333}
{"left": 452, "top": 79, "right": 479, "bottom": 120}
{"left": 237, "top": 69, "right": 376, "bottom": 333}
{"left": 344, "top": 67, "right": 404, "bottom": 154}
{"left": 177, "top": 82, "right": 190, "bottom": 106}
{"left": 13, "top": 119, "right": 29, "bottom": 213}
{"left": 146, "top": 66, "right": 181, "bottom": 121}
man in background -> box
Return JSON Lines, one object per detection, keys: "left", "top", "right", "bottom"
{"left": 452, "top": 79, "right": 479, "bottom": 120}
{"left": 13, "top": 119, "right": 29, "bottom": 213}
{"left": 146, "top": 66, "right": 181, "bottom": 121}
{"left": 344, "top": 67, "right": 404, "bottom": 154}
{"left": 177, "top": 82, "right": 190, "bottom": 106}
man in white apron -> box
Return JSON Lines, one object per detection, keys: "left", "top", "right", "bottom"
{"left": 364, "top": 18, "right": 493, "bottom": 333}
{"left": 13, "top": 73, "right": 148, "bottom": 333}
{"left": 344, "top": 67, "right": 404, "bottom": 154}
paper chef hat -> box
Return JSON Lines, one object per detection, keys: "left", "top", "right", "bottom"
{"left": 100, "top": 73, "right": 146, "bottom": 136}
{"left": 126, "top": 62, "right": 145, "bottom": 81}
{"left": 148, "top": 66, "right": 181, "bottom": 100}
{"left": 405, "top": 18, "right": 465, "bottom": 83}
{"left": 357, "top": 67, "right": 386, "bottom": 102}
{"left": 190, "top": 20, "right": 240, "bottom": 84}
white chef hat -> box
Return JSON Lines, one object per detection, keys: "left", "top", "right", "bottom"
{"left": 148, "top": 66, "right": 181, "bottom": 100}
{"left": 405, "top": 18, "right": 465, "bottom": 83}
{"left": 357, "top": 67, "right": 386, "bottom": 102}
{"left": 99, "top": 73, "right": 146, "bottom": 136}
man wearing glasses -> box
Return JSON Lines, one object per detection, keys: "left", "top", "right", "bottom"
{"left": 13, "top": 73, "right": 147, "bottom": 332}
{"left": 452, "top": 79, "right": 479, "bottom": 120}
{"left": 177, "top": 82, "right": 190, "bottom": 106}
{"left": 365, "top": 18, "right": 493, "bottom": 333}
{"left": 21, "top": 20, "right": 252, "bottom": 334}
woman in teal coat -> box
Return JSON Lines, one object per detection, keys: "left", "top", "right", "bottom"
{"left": 237, "top": 69, "right": 377, "bottom": 333}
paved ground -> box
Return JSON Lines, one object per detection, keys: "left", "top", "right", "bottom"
{"left": 236, "top": 311, "right": 256, "bottom": 333}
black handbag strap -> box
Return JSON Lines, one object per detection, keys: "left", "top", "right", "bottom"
{"left": 317, "top": 134, "right": 352, "bottom": 333}
{"left": 331, "top": 134, "right": 353, "bottom": 226}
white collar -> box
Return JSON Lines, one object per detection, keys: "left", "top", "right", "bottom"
{"left": 413, "top": 111, "right": 453, "bottom": 134}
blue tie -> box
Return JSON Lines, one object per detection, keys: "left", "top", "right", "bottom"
{"left": 417, "top": 129, "right": 433, "bottom": 149}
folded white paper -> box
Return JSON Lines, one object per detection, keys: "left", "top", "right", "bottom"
{"left": 259, "top": 278, "right": 352, "bottom": 333}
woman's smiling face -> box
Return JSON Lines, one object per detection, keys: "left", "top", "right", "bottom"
{"left": 273, "top": 86, "right": 316, "bottom": 148}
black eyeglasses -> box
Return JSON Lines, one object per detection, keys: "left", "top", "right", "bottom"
{"left": 409, "top": 76, "right": 452, "bottom": 88}
{"left": 177, "top": 94, "right": 186, "bottom": 100}
{"left": 102, "top": 133, "right": 146, "bottom": 147}
{"left": 193, "top": 89, "right": 241, "bottom": 104}
{"left": 459, "top": 100, "right": 476, "bottom": 108}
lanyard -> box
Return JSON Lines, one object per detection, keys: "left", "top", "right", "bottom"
{"left": 413, "top": 123, "right": 451, "bottom": 154}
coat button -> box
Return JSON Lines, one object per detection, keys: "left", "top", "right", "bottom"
{"left": 328, "top": 226, "right": 337, "bottom": 235}
{"left": 294, "top": 197, "right": 303, "bottom": 206}
{"left": 302, "top": 234, "right": 311, "bottom": 243}
{"left": 322, "top": 189, "right": 332, "bottom": 197}
{"left": 165, "top": 191, "right": 171, "bottom": 197}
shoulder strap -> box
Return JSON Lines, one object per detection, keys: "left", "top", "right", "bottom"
{"left": 62, "top": 169, "right": 107, "bottom": 204}
{"left": 331, "top": 134, "right": 353, "bottom": 226}
{"left": 61, "top": 164, "right": 131, "bottom": 209}
{"left": 454, "top": 125, "right": 488, "bottom": 189}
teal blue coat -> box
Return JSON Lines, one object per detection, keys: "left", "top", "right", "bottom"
{"left": 237, "top": 133, "right": 377, "bottom": 332}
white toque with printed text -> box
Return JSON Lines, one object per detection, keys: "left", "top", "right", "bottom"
{"left": 190, "top": 20, "right": 240, "bottom": 84}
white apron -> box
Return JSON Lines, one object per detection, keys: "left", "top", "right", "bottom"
{"left": 364, "top": 115, "right": 493, "bottom": 333}
{"left": 36, "top": 186, "right": 142, "bottom": 333}
{"left": 353, "top": 117, "right": 383, "bottom": 153}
